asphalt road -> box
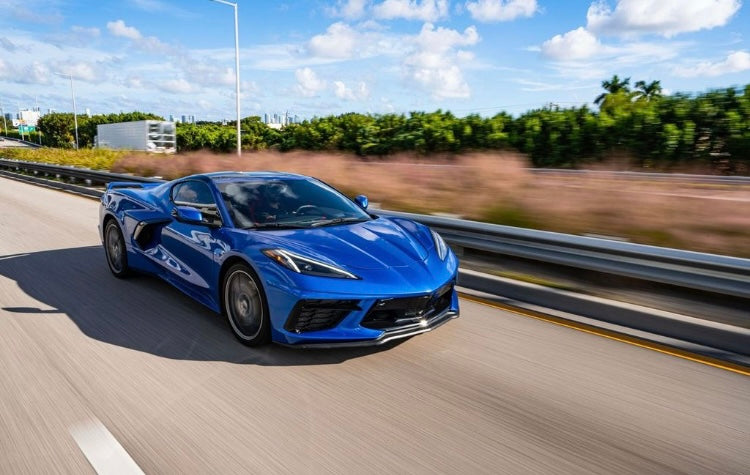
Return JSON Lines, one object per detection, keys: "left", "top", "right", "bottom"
{"left": 0, "top": 137, "right": 34, "bottom": 148}
{"left": 0, "top": 177, "right": 748, "bottom": 474}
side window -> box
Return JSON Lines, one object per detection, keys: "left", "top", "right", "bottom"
{"left": 172, "top": 181, "right": 216, "bottom": 206}
{"left": 171, "top": 181, "right": 222, "bottom": 226}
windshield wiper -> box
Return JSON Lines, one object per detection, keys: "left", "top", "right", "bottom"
{"left": 244, "top": 222, "right": 307, "bottom": 230}
{"left": 310, "top": 217, "right": 369, "bottom": 227}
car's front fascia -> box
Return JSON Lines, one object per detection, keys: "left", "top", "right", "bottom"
{"left": 223, "top": 219, "right": 460, "bottom": 347}
{"left": 259, "top": 247, "right": 459, "bottom": 347}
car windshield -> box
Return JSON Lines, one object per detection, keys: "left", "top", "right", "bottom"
{"left": 217, "top": 177, "right": 371, "bottom": 229}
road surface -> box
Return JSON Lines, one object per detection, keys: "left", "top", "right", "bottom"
{"left": 0, "top": 177, "right": 748, "bottom": 474}
{"left": 0, "top": 137, "right": 35, "bottom": 148}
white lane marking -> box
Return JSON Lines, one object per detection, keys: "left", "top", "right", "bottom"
{"left": 70, "top": 418, "right": 145, "bottom": 475}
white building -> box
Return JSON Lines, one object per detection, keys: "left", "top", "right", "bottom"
{"left": 13, "top": 109, "right": 41, "bottom": 127}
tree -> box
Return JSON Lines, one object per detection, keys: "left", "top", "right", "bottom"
{"left": 594, "top": 75, "right": 631, "bottom": 105}
{"left": 37, "top": 113, "right": 75, "bottom": 148}
{"left": 633, "top": 80, "right": 663, "bottom": 102}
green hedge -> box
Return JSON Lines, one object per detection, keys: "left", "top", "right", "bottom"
{"left": 30, "top": 80, "right": 750, "bottom": 172}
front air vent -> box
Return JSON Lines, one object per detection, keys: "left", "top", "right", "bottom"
{"left": 361, "top": 284, "right": 453, "bottom": 330}
{"left": 285, "top": 300, "right": 361, "bottom": 333}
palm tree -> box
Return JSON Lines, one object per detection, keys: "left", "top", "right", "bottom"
{"left": 633, "top": 80, "right": 663, "bottom": 101}
{"left": 594, "top": 75, "right": 631, "bottom": 105}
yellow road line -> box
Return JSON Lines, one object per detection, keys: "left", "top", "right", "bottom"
{"left": 459, "top": 293, "right": 750, "bottom": 377}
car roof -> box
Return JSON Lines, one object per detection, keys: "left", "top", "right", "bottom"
{"left": 181, "top": 171, "right": 311, "bottom": 184}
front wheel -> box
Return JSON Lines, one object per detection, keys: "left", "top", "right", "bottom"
{"left": 104, "top": 220, "right": 131, "bottom": 278}
{"left": 223, "top": 264, "right": 270, "bottom": 346}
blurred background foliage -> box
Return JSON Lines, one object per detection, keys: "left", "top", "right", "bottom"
{"left": 10, "top": 77, "right": 750, "bottom": 173}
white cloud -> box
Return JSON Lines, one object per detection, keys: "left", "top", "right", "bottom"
{"left": 0, "top": 37, "right": 22, "bottom": 52}
{"left": 465, "top": 0, "right": 538, "bottom": 22}
{"left": 308, "top": 22, "right": 359, "bottom": 59}
{"left": 541, "top": 27, "right": 602, "bottom": 60}
{"left": 19, "top": 62, "right": 52, "bottom": 85}
{"left": 106, "top": 20, "right": 174, "bottom": 55}
{"left": 542, "top": 39, "right": 684, "bottom": 80}
{"left": 373, "top": 0, "right": 449, "bottom": 22}
{"left": 239, "top": 81, "right": 261, "bottom": 100}
{"left": 295, "top": 68, "right": 327, "bottom": 97}
{"left": 334, "top": 80, "right": 370, "bottom": 100}
{"left": 159, "top": 78, "right": 197, "bottom": 94}
{"left": 136, "top": 35, "right": 173, "bottom": 54}
{"left": 106, "top": 20, "right": 142, "bottom": 40}
{"left": 52, "top": 61, "right": 104, "bottom": 82}
{"left": 587, "top": 0, "right": 742, "bottom": 38}
{"left": 2, "top": 0, "right": 63, "bottom": 24}
{"left": 305, "top": 22, "right": 401, "bottom": 63}
{"left": 414, "top": 22, "right": 480, "bottom": 52}
{"left": 126, "top": 76, "right": 144, "bottom": 88}
{"left": 674, "top": 50, "right": 750, "bottom": 77}
{"left": 329, "top": 0, "right": 370, "bottom": 19}
{"left": 71, "top": 26, "right": 100, "bottom": 38}
{"left": 173, "top": 54, "right": 237, "bottom": 87}
{"left": 403, "top": 23, "right": 480, "bottom": 99}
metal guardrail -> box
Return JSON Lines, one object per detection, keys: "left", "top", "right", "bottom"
{"left": 0, "top": 158, "right": 162, "bottom": 185}
{"left": 2, "top": 158, "right": 749, "bottom": 300}
{"left": 0, "top": 136, "right": 44, "bottom": 148}
{"left": 379, "top": 210, "right": 750, "bottom": 300}
{"left": 529, "top": 168, "right": 750, "bottom": 184}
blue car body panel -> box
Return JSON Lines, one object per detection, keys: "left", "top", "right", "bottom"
{"left": 99, "top": 172, "right": 459, "bottom": 346}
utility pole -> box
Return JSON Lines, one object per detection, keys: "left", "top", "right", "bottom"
{"left": 211, "top": 0, "right": 241, "bottom": 157}
{"left": 55, "top": 73, "right": 79, "bottom": 150}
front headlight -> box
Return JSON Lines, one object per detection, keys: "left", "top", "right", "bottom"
{"left": 262, "top": 249, "right": 360, "bottom": 279}
{"left": 431, "top": 229, "right": 448, "bottom": 260}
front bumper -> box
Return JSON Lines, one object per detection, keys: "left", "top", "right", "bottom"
{"left": 278, "top": 307, "right": 459, "bottom": 349}
{"left": 267, "top": 278, "right": 460, "bottom": 347}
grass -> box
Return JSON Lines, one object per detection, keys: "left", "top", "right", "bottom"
{"left": 0, "top": 148, "right": 125, "bottom": 170}
{"left": 481, "top": 204, "right": 541, "bottom": 229}
{"left": 4, "top": 148, "right": 750, "bottom": 258}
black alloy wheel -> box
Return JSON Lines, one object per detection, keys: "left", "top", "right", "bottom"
{"left": 104, "top": 220, "right": 131, "bottom": 278}
{"left": 223, "top": 263, "right": 270, "bottom": 346}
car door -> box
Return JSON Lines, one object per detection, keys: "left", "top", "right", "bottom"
{"left": 159, "top": 180, "right": 227, "bottom": 304}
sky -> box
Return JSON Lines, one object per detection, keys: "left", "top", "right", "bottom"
{"left": 1, "top": 0, "right": 749, "bottom": 122}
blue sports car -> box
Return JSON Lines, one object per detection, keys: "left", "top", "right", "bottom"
{"left": 99, "top": 171, "right": 459, "bottom": 347}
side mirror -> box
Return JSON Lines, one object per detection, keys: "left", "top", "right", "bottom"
{"left": 355, "top": 194, "right": 369, "bottom": 210}
{"left": 172, "top": 206, "right": 204, "bottom": 224}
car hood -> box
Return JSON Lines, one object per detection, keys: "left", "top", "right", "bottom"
{"left": 240, "top": 217, "right": 433, "bottom": 270}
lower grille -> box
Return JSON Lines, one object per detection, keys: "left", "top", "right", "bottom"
{"left": 285, "top": 299, "right": 360, "bottom": 333}
{"left": 361, "top": 284, "right": 454, "bottom": 330}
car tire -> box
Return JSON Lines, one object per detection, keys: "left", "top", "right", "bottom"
{"left": 104, "top": 220, "right": 131, "bottom": 278}
{"left": 223, "top": 263, "right": 271, "bottom": 346}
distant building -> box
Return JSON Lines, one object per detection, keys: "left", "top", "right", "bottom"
{"left": 260, "top": 111, "right": 302, "bottom": 127}
{"left": 16, "top": 109, "right": 40, "bottom": 127}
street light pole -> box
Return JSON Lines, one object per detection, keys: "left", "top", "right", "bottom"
{"left": 55, "top": 72, "right": 79, "bottom": 150}
{"left": 211, "top": 0, "right": 241, "bottom": 157}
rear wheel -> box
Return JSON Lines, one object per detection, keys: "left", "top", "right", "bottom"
{"left": 104, "top": 220, "right": 131, "bottom": 278}
{"left": 223, "top": 263, "right": 270, "bottom": 346}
